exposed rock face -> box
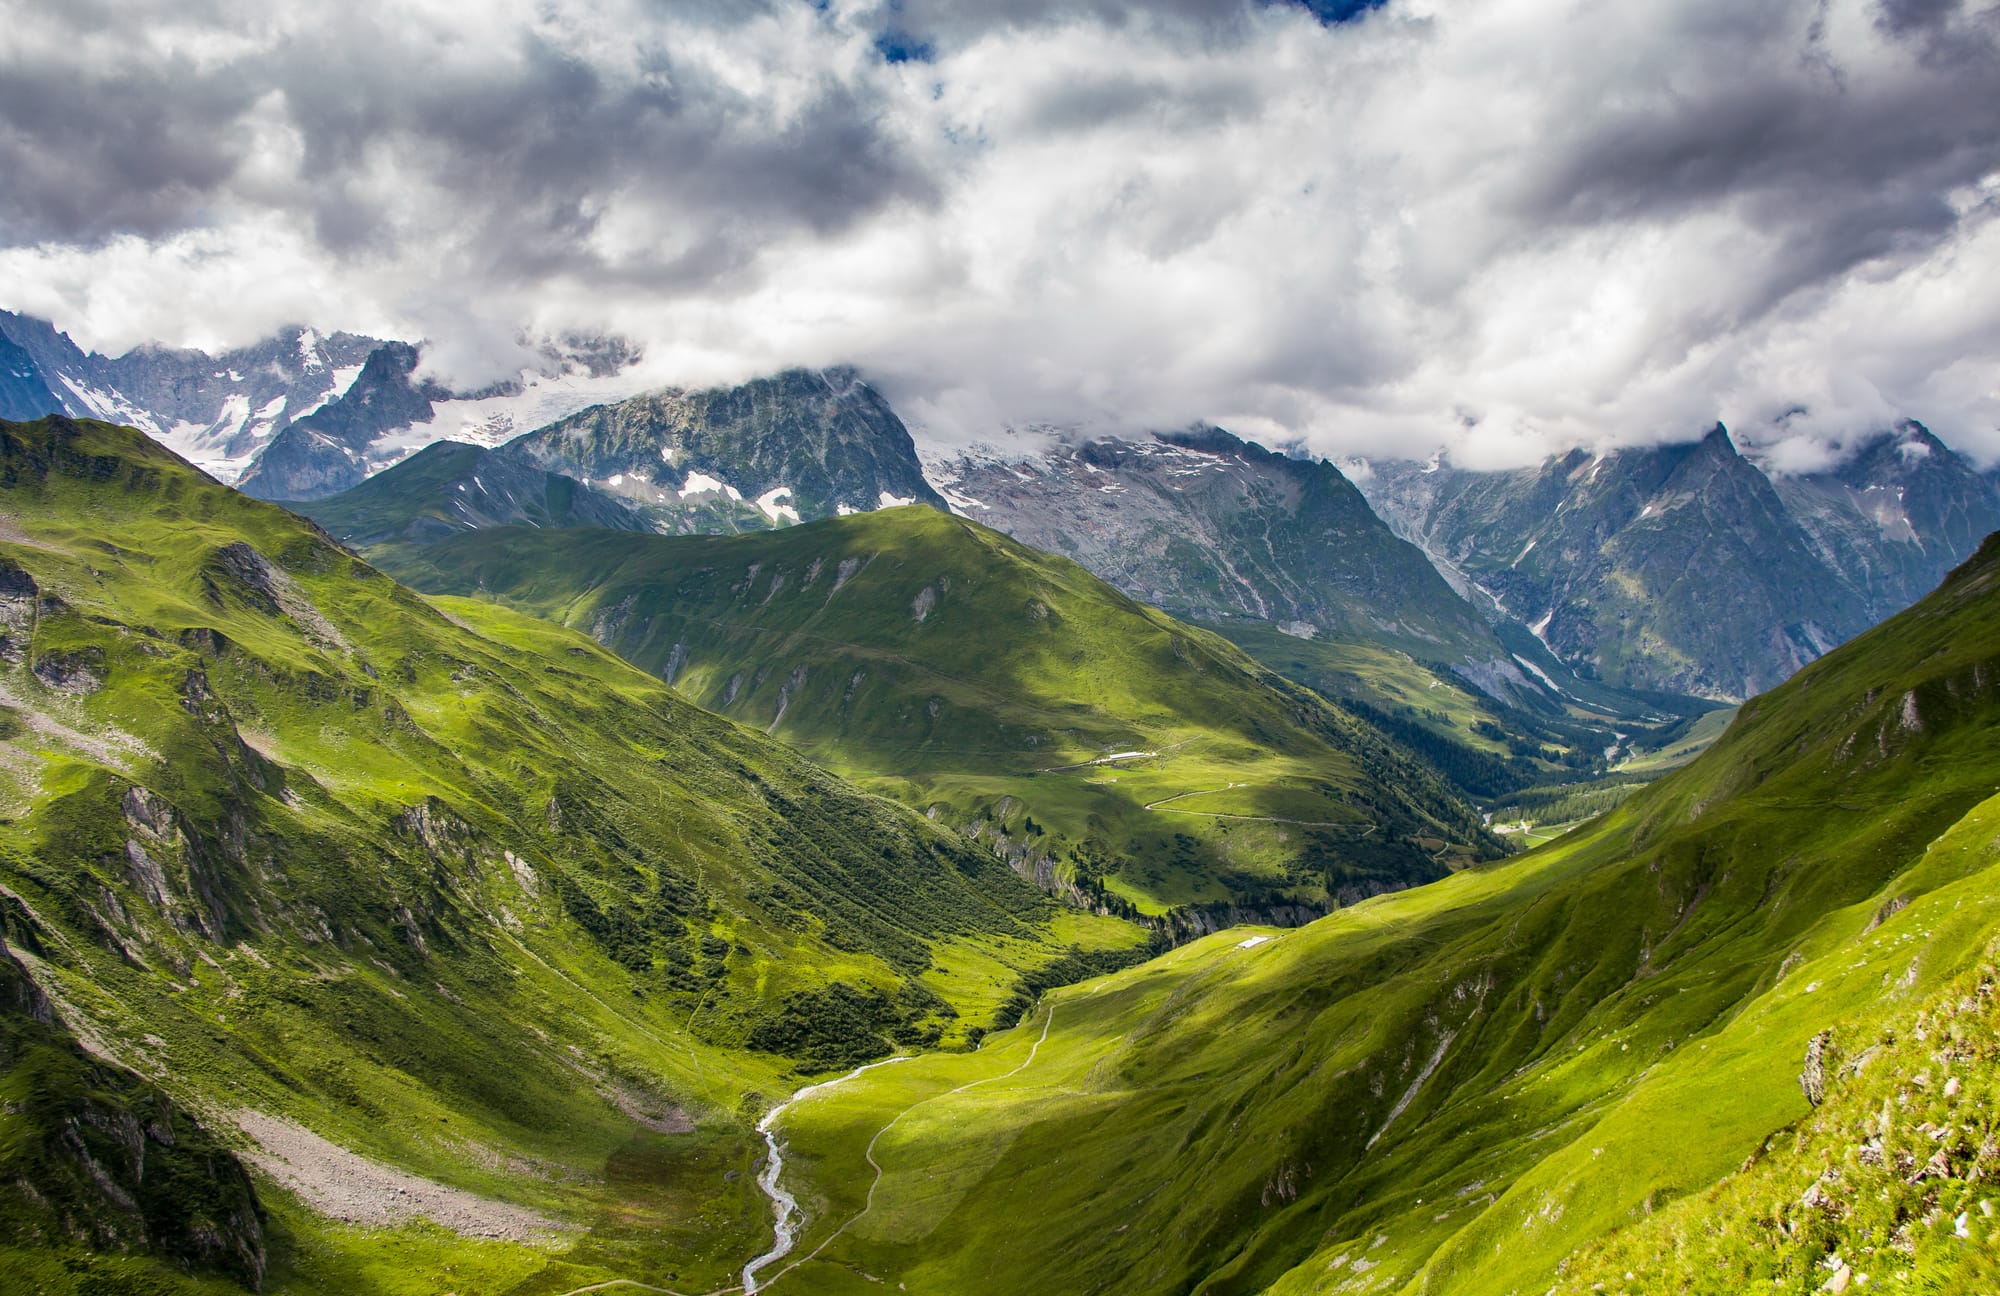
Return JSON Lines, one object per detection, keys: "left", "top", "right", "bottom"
{"left": 1361, "top": 424, "right": 2000, "bottom": 701}
{"left": 1772, "top": 423, "right": 2000, "bottom": 625}
{"left": 0, "top": 932, "right": 267, "bottom": 1288}
{"left": 0, "top": 559, "right": 39, "bottom": 664}
{"left": 511, "top": 366, "right": 947, "bottom": 531}
{"left": 925, "top": 426, "right": 1520, "bottom": 689}
{"left": 238, "top": 343, "right": 441, "bottom": 500}
{"left": 0, "top": 330, "right": 63, "bottom": 422}
{"left": 31, "top": 648, "right": 105, "bottom": 694}
{"left": 1800, "top": 1029, "right": 1831, "bottom": 1106}
{"left": 117, "top": 783, "right": 233, "bottom": 942}
{"left": 1156, "top": 901, "right": 1331, "bottom": 943}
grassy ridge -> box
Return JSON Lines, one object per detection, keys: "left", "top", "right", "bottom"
{"left": 761, "top": 533, "right": 2000, "bottom": 1294}
{"left": 292, "top": 439, "right": 650, "bottom": 545}
{"left": 373, "top": 506, "right": 1504, "bottom": 919}
{"left": 0, "top": 416, "right": 1141, "bottom": 1293}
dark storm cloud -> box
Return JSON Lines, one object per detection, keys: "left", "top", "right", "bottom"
{"left": 1509, "top": 25, "right": 1999, "bottom": 334}
{"left": 0, "top": 0, "right": 1996, "bottom": 463}
{"left": 260, "top": 22, "right": 936, "bottom": 294}
{"left": 1522, "top": 21, "right": 1999, "bottom": 228}
{"left": 0, "top": 2, "right": 935, "bottom": 275}
{"left": 0, "top": 53, "right": 256, "bottom": 244}
{"left": 1877, "top": 0, "right": 1962, "bottom": 37}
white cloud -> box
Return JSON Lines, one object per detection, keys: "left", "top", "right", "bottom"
{"left": 0, "top": 0, "right": 1996, "bottom": 464}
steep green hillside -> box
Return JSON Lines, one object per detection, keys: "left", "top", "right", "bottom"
{"left": 1556, "top": 945, "right": 2000, "bottom": 1294}
{"left": 296, "top": 439, "right": 653, "bottom": 546}
{"left": 0, "top": 930, "right": 266, "bottom": 1290}
{"left": 376, "top": 507, "right": 1503, "bottom": 922}
{"left": 753, "top": 530, "right": 2000, "bottom": 1295}
{"left": 0, "top": 415, "right": 1139, "bottom": 1294}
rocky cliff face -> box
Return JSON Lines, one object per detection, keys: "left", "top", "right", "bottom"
{"left": 0, "top": 928, "right": 267, "bottom": 1288}
{"left": 1361, "top": 423, "right": 2000, "bottom": 701}
{"left": 510, "top": 366, "right": 947, "bottom": 531}
{"left": 0, "top": 331, "right": 63, "bottom": 422}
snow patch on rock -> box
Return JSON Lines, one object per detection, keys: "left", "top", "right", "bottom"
{"left": 757, "top": 487, "right": 800, "bottom": 524}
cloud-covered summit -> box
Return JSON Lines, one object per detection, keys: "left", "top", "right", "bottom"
{"left": 1, "top": 0, "right": 1996, "bottom": 465}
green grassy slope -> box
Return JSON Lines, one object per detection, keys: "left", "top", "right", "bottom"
{"left": 760, "top": 531, "right": 2000, "bottom": 1295}
{"left": 1216, "top": 625, "right": 1726, "bottom": 803}
{"left": 294, "top": 439, "right": 652, "bottom": 546}
{"left": 1555, "top": 945, "right": 2000, "bottom": 1294}
{"left": 0, "top": 415, "right": 1141, "bottom": 1294}
{"left": 373, "top": 507, "right": 1503, "bottom": 921}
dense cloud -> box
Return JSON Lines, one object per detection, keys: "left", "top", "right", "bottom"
{"left": 0, "top": 0, "right": 1996, "bottom": 465}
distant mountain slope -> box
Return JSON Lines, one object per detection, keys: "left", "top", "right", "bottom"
{"left": 767, "top": 521, "right": 2000, "bottom": 1295}
{"left": 929, "top": 427, "right": 1506, "bottom": 665}
{"left": 378, "top": 506, "right": 1503, "bottom": 925}
{"left": 510, "top": 366, "right": 948, "bottom": 531}
{"left": 1362, "top": 423, "right": 2000, "bottom": 700}
{"left": 0, "top": 415, "right": 1136, "bottom": 1293}
{"left": 920, "top": 426, "right": 1717, "bottom": 795}
{"left": 0, "top": 331, "right": 62, "bottom": 422}
{"left": 294, "top": 439, "right": 654, "bottom": 546}
{"left": 237, "top": 342, "right": 441, "bottom": 499}
{"left": 326, "top": 428, "right": 1708, "bottom": 815}
{"left": 1771, "top": 421, "right": 2000, "bottom": 623}
{"left": 0, "top": 310, "right": 380, "bottom": 479}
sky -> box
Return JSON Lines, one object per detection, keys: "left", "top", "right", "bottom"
{"left": 1, "top": 0, "right": 1996, "bottom": 467}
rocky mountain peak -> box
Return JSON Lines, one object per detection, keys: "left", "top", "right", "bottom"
{"left": 1360, "top": 417, "right": 1998, "bottom": 701}
{"left": 508, "top": 366, "right": 946, "bottom": 531}
{"left": 236, "top": 341, "right": 441, "bottom": 500}
{"left": 1154, "top": 423, "right": 1261, "bottom": 458}
{"left": 923, "top": 425, "right": 1508, "bottom": 675}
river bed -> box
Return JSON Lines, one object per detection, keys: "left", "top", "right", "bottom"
{"left": 741, "top": 1055, "right": 913, "bottom": 1293}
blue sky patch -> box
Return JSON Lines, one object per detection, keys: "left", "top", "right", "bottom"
{"left": 1283, "top": 0, "right": 1388, "bottom": 24}
{"left": 875, "top": 30, "right": 936, "bottom": 64}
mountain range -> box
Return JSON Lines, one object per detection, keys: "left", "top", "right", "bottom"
{"left": 0, "top": 310, "right": 380, "bottom": 479}
{"left": 8, "top": 306, "right": 1995, "bottom": 726}
{"left": 268, "top": 361, "right": 1662, "bottom": 790}
{"left": 1361, "top": 422, "right": 2000, "bottom": 701}
{"left": 4, "top": 309, "right": 2000, "bottom": 1296}
{"left": 10, "top": 410, "right": 1999, "bottom": 1295}
{"left": 0, "top": 312, "right": 653, "bottom": 492}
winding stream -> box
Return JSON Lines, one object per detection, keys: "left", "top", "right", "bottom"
{"left": 740, "top": 1055, "right": 913, "bottom": 1294}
